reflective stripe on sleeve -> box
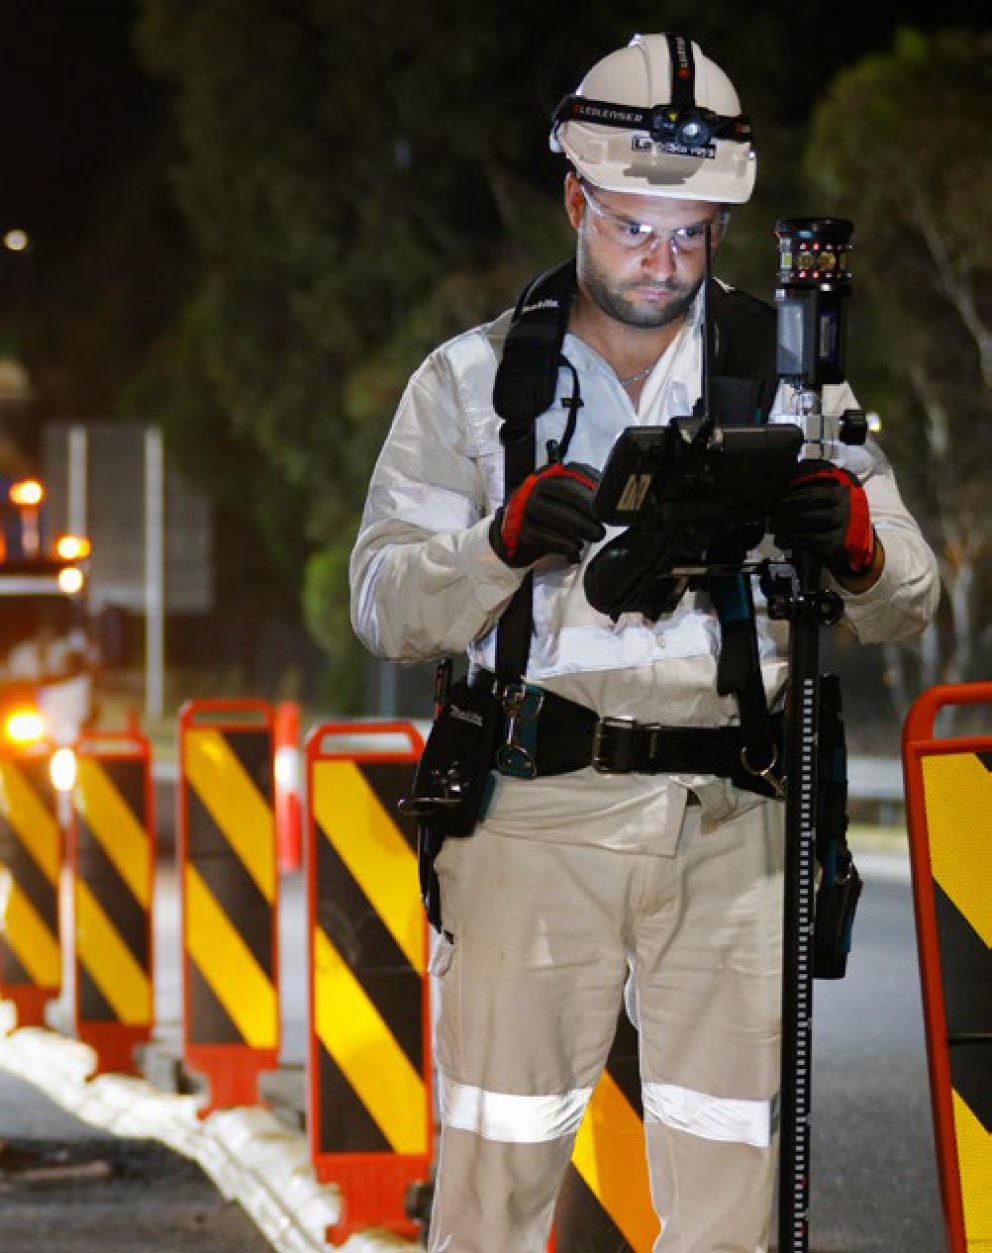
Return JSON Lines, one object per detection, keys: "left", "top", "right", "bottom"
{"left": 642, "top": 1080, "right": 775, "bottom": 1148}
{"left": 439, "top": 1073, "right": 593, "bottom": 1143}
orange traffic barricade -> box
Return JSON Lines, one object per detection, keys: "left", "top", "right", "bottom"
{"left": 903, "top": 683, "right": 992, "bottom": 1252}
{"left": 69, "top": 724, "right": 155, "bottom": 1074}
{"left": 553, "top": 1011, "right": 658, "bottom": 1252}
{"left": 274, "top": 700, "right": 303, "bottom": 873}
{"left": 305, "top": 721, "right": 430, "bottom": 1245}
{"left": 0, "top": 742, "right": 61, "bottom": 1026}
{"left": 178, "top": 699, "right": 279, "bottom": 1113}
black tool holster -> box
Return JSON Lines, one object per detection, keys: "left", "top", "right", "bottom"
{"left": 399, "top": 667, "right": 502, "bottom": 930}
{"left": 813, "top": 674, "right": 863, "bottom": 979}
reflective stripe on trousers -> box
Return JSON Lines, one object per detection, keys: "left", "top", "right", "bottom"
{"left": 437, "top": 1073, "right": 774, "bottom": 1150}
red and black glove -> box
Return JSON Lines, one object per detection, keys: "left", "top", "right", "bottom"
{"left": 771, "top": 459, "right": 876, "bottom": 577}
{"left": 490, "top": 461, "right": 605, "bottom": 568}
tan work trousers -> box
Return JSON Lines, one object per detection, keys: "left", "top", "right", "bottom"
{"left": 427, "top": 797, "right": 785, "bottom": 1252}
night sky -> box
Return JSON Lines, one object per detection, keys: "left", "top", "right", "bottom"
{"left": 2, "top": 1, "right": 988, "bottom": 319}
{"left": 1, "top": 3, "right": 161, "bottom": 250}
{"left": 4, "top": 1, "right": 988, "bottom": 243}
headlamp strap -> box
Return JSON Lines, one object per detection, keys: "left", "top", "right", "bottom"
{"left": 665, "top": 33, "right": 696, "bottom": 109}
{"left": 551, "top": 95, "right": 753, "bottom": 144}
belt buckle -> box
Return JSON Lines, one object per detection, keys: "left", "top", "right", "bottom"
{"left": 496, "top": 682, "right": 544, "bottom": 779}
{"left": 592, "top": 716, "right": 638, "bottom": 774}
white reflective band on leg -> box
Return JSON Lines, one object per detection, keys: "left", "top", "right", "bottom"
{"left": 439, "top": 1073, "right": 592, "bottom": 1144}
{"left": 643, "top": 1081, "right": 775, "bottom": 1148}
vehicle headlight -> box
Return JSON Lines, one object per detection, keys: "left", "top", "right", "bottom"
{"left": 50, "top": 747, "right": 78, "bottom": 792}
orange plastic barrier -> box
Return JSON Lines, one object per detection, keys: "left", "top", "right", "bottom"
{"left": 553, "top": 1013, "right": 658, "bottom": 1251}
{"left": 0, "top": 742, "right": 61, "bottom": 1026}
{"left": 903, "top": 683, "right": 992, "bottom": 1253}
{"left": 178, "top": 699, "right": 279, "bottom": 1113}
{"left": 69, "top": 726, "right": 155, "bottom": 1074}
{"left": 305, "top": 721, "right": 430, "bottom": 1245}
{"left": 274, "top": 700, "right": 302, "bottom": 873}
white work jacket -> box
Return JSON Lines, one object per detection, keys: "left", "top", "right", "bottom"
{"left": 350, "top": 288, "right": 940, "bottom": 852}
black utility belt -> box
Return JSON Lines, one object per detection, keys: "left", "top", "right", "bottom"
{"left": 400, "top": 668, "right": 784, "bottom": 841}
{"left": 474, "top": 670, "right": 784, "bottom": 798}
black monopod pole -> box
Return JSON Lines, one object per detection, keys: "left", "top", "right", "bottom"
{"left": 777, "top": 549, "right": 822, "bottom": 1253}
{"left": 773, "top": 217, "right": 856, "bottom": 1253}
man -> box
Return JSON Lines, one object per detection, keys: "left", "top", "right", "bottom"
{"left": 350, "top": 32, "right": 939, "bottom": 1252}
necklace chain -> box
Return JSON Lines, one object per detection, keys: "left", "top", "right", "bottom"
{"left": 618, "top": 361, "right": 657, "bottom": 386}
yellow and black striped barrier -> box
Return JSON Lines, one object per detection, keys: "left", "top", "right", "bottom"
{"left": 179, "top": 699, "right": 279, "bottom": 1113}
{"left": 904, "top": 684, "right": 992, "bottom": 1253}
{"left": 0, "top": 745, "right": 62, "bottom": 1027}
{"left": 69, "top": 728, "right": 155, "bottom": 1075}
{"left": 552, "top": 1013, "right": 658, "bottom": 1252}
{"left": 306, "top": 721, "right": 429, "bottom": 1246}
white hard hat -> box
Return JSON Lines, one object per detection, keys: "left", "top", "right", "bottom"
{"left": 550, "top": 33, "right": 757, "bottom": 203}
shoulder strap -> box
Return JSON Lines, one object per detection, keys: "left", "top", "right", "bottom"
{"left": 705, "top": 280, "right": 778, "bottom": 425}
{"left": 493, "top": 259, "right": 576, "bottom": 432}
{"left": 709, "top": 572, "right": 779, "bottom": 778}
{"left": 494, "top": 259, "right": 577, "bottom": 686}
{"left": 493, "top": 270, "right": 778, "bottom": 688}
{"left": 704, "top": 283, "right": 780, "bottom": 768}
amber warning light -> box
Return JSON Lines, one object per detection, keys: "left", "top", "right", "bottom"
{"left": 9, "top": 480, "right": 44, "bottom": 507}
{"left": 3, "top": 708, "right": 45, "bottom": 746}
{"left": 56, "top": 535, "right": 91, "bottom": 561}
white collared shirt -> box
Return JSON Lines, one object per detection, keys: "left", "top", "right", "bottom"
{"left": 350, "top": 288, "right": 939, "bottom": 850}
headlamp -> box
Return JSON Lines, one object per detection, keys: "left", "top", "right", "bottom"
{"left": 552, "top": 94, "right": 753, "bottom": 154}
{"left": 674, "top": 114, "right": 713, "bottom": 148}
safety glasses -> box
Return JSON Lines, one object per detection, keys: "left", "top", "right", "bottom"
{"left": 579, "top": 181, "right": 729, "bottom": 255}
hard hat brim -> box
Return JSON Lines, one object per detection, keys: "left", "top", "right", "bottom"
{"left": 558, "top": 131, "right": 756, "bottom": 204}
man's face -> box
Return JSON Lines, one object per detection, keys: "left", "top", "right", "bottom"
{"left": 564, "top": 173, "right": 727, "bottom": 330}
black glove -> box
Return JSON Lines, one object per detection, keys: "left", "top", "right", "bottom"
{"left": 771, "top": 459, "right": 876, "bottom": 577}
{"left": 490, "top": 461, "right": 605, "bottom": 568}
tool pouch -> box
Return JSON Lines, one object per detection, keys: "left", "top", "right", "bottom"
{"left": 399, "top": 675, "right": 500, "bottom": 838}
{"left": 813, "top": 673, "right": 862, "bottom": 979}
{"left": 814, "top": 858, "right": 863, "bottom": 979}
{"left": 399, "top": 670, "right": 501, "bottom": 931}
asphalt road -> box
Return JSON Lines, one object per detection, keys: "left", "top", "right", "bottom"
{"left": 0, "top": 1071, "right": 272, "bottom": 1253}
{"left": 804, "top": 854, "right": 944, "bottom": 1253}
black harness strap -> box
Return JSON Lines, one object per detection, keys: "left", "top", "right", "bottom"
{"left": 709, "top": 573, "right": 780, "bottom": 783}
{"left": 493, "top": 260, "right": 578, "bottom": 687}
{"left": 705, "top": 281, "right": 778, "bottom": 424}
{"left": 493, "top": 259, "right": 577, "bottom": 430}
{"left": 492, "top": 264, "right": 781, "bottom": 774}
{"left": 702, "top": 284, "right": 782, "bottom": 771}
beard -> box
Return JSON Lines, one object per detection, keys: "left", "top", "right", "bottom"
{"left": 578, "top": 241, "right": 704, "bottom": 330}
